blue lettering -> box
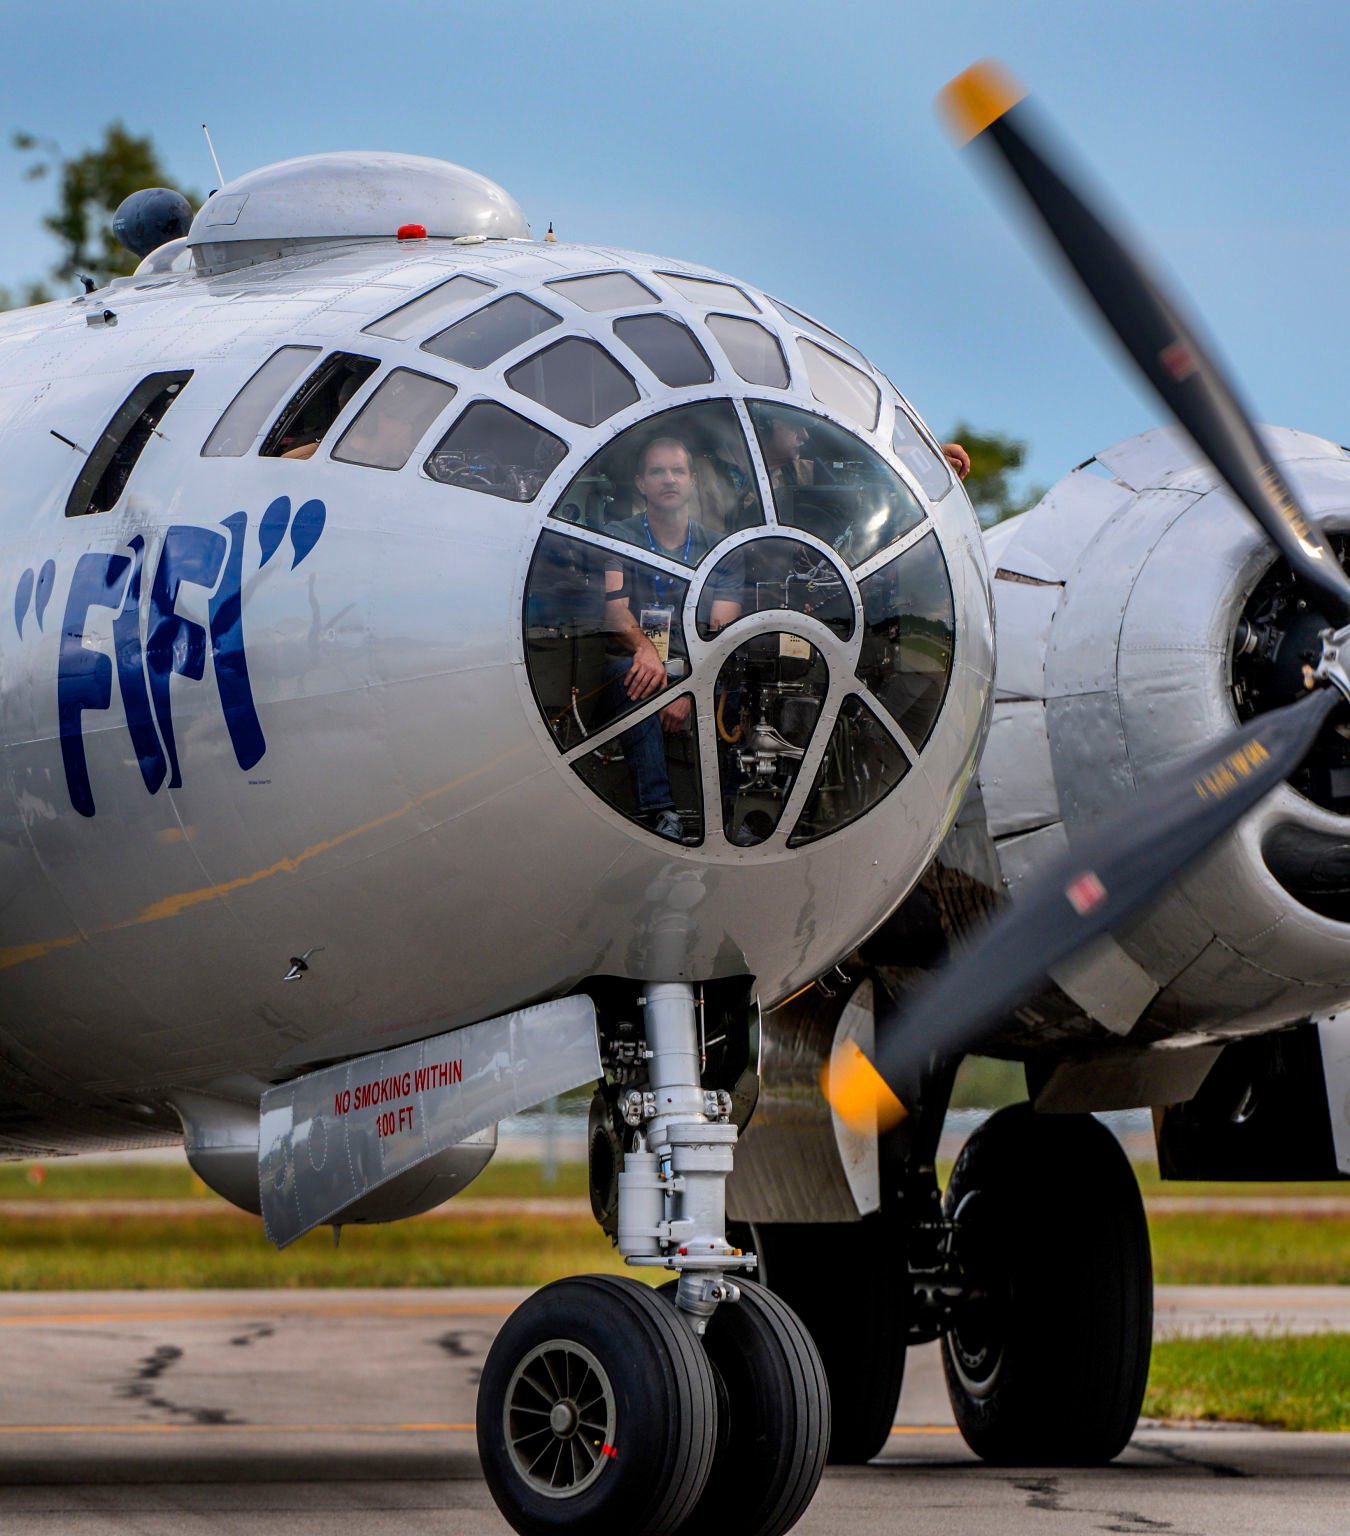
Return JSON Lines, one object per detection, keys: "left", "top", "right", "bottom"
{"left": 44, "top": 497, "right": 326, "bottom": 815}
{"left": 58, "top": 552, "right": 131, "bottom": 818}
{"left": 113, "top": 535, "right": 167, "bottom": 797}
{"left": 210, "top": 511, "right": 265, "bottom": 771}
{"left": 146, "top": 525, "right": 226, "bottom": 789}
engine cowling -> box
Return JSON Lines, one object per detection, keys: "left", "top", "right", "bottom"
{"left": 932, "top": 424, "right": 1350, "bottom": 1106}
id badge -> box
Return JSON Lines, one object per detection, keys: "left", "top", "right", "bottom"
{"left": 640, "top": 606, "right": 673, "bottom": 663}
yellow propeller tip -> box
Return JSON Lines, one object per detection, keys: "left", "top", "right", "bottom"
{"left": 821, "top": 1041, "right": 907, "bottom": 1135}
{"left": 938, "top": 60, "right": 1027, "bottom": 147}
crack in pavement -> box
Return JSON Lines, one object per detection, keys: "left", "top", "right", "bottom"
{"left": 434, "top": 1330, "right": 474, "bottom": 1360}
{"left": 229, "top": 1322, "right": 275, "bottom": 1348}
{"left": 1145, "top": 1442, "right": 1252, "bottom": 1480}
{"left": 116, "top": 1343, "right": 246, "bottom": 1426}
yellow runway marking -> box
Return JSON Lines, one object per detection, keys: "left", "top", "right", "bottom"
{"left": 886, "top": 1426, "right": 960, "bottom": 1436}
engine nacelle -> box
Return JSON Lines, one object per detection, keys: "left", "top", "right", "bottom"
{"left": 934, "top": 424, "right": 1350, "bottom": 1107}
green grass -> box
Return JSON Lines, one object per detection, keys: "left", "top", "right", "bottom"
{"left": 1145, "top": 1334, "right": 1350, "bottom": 1431}
{"left": 0, "top": 1209, "right": 631, "bottom": 1290}
{"left": 1149, "top": 1212, "right": 1349, "bottom": 1286}
{"left": 0, "top": 1156, "right": 591, "bottom": 1203}
{"left": 1131, "top": 1163, "right": 1348, "bottom": 1200}
{"left": 1, "top": 1153, "right": 1344, "bottom": 1290}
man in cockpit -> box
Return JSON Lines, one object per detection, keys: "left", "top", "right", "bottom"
{"left": 761, "top": 411, "right": 826, "bottom": 491}
{"left": 763, "top": 410, "right": 972, "bottom": 488}
{"left": 603, "top": 436, "right": 741, "bottom": 841}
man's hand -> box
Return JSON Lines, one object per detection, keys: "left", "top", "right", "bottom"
{"left": 660, "top": 695, "right": 692, "bottom": 732}
{"left": 625, "top": 637, "right": 668, "bottom": 700}
{"left": 942, "top": 441, "right": 971, "bottom": 480}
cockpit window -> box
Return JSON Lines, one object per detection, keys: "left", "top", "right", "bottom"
{"left": 788, "top": 694, "right": 910, "bottom": 846}
{"left": 695, "top": 537, "right": 853, "bottom": 643}
{"left": 892, "top": 405, "right": 954, "bottom": 501}
{"left": 613, "top": 314, "right": 713, "bottom": 387}
{"left": 747, "top": 400, "right": 924, "bottom": 569}
{"left": 798, "top": 339, "right": 880, "bottom": 431}
{"left": 67, "top": 371, "right": 192, "bottom": 517}
{"left": 573, "top": 696, "right": 704, "bottom": 845}
{"left": 202, "top": 346, "right": 319, "bottom": 457}
{"left": 332, "top": 368, "right": 457, "bottom": 470}
{"left": 421, "top": 294, "right": 560, "bottom": 369}
{"left": 506, "top": 337, "right": 639, "bottom": 427}
{"left": 658, "top": 273, "right": 760, "bottom": 313}
{"left": 363, "top": 275, "right": 495, "bottom": 341}
{"left": 525, "top": 529, "right": 694, "bottom": 751}
{"left": 768, "top": 298, "right": 870, "bottom": 369}
{"left": 425, "top": 400, "right": 567, "bottom": 501}
{"left": 716, "top": 632, "right": 828, "bottom": 847}
{"left": 549, "top": 400, "right": 764, "bottom": 552}
{"left": 260, "top": 351, "right": 378, "bottom": 459}
{"left": 854, "top": 531, "right": 955, "bottom": 750}
{"left": 706, "top": 314, "right": 789, "bottom": 388}
{"left": 545, "top": 272, "right": 659, "bottom": 311}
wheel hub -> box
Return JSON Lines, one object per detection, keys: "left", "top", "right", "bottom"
{"left": 503, "top": 1339, "right": 617, "bottom": 1499}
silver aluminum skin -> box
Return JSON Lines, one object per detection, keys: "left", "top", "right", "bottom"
{"left": 0, "top": 153, "right": 992, "bottom": 1152}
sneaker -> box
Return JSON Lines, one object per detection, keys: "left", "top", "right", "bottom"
{"left": 652, "top": 808, "right": 684, "bottom": 841}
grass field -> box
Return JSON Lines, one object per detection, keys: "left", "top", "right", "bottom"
{"left": 1144, "top": 1334, "right": 1350, "bottom": 1431}
{"left": 0, "top": 1155, "right": 591, "bottom": 1203}
{"left": 0, "top": 1156, "right": 1344, "bottom": 1289}
{"left": 0, "top": 1207, "right": 627, "bottom": 1291}
{"left": 1149, "top": 1212, "right": 1349, "bottom": 1286}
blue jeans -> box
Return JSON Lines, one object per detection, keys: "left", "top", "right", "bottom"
{"left": 604, "top": 658, "right": 675, "bottom": 816}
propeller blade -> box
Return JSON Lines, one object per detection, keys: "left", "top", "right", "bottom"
{"left": 826, "top": 684, "right": 1343, "bottom": 1131}
{"left": 938, "top": 61, "right": 1350, "bottom": 628}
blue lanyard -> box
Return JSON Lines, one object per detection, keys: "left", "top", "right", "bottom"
{"left": 642, "top": 514, "right": 692, "bottom": 606}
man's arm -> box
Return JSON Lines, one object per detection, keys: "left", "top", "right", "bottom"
{"left": 707, "top": 597, "right": 740, "bottom": 632}
{"left": 605, "top": 566, "right": 667, "bottom": 700}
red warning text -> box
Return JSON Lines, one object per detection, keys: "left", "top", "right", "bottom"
{"left": 331, "top": 1059, "right": 463, "bottom": 1119}
{"left": 376, "top": 1105, "right": 417, "bottom": 1138}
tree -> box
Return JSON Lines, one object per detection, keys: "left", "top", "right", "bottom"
{"left": 947, "top": 421, "right": 1046, "bottom": 528}
{"left": 4, "top": 123, "right": 198, "bottom": 305}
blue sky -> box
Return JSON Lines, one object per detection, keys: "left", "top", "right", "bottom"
{"left": 3, "top": 1, "right": 1348, "bottom": 496}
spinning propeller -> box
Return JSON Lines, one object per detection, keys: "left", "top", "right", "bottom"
{"left": 826, "top": 61, "right": 1350, "bottom": 1132}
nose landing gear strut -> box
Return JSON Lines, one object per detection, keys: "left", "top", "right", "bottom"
{"left": 476, "top": 982, "right": 830, "bottom": 1536}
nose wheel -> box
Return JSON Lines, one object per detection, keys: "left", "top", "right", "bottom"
{"left": 661, "top": 1277, "right": 829, "bottom": 1536}
{"left": 477, "top": 1274, "right": 829, "bottom": 1536}
{"left": 478, "top": 1275, "right": 716, "bottom": 1536}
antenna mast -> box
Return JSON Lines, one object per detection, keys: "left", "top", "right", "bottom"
{"left": 202, "top": 124, "right": 225, "bottom": 187}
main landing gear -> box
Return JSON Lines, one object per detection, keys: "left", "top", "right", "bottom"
{"left": 476, "top": 983, "right": 829, "bottom": 1536}
{"left": 941, "top": 1102, "right": 1153, "bottom": 1464}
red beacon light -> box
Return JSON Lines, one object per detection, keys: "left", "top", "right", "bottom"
{"left": 397, "top": 223, "right": 427, "bottom": 242}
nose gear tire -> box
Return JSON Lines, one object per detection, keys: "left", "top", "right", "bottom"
{"left": 477, "top": 1274, "right": 717, "bottom": 1536}
{"left": 662, "top": 1277, "right": 830, "bottom": 1536}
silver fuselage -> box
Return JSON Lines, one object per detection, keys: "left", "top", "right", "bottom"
{"left": 0, "top": 234, "right": 992, "bottom": 1148}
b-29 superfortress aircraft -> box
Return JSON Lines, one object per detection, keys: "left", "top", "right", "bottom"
{"left": 0, "top": 61, "right": 1346, "bottom": 1536}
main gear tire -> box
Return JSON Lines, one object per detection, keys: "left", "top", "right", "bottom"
{"left": 477, "top": 1274, "right": 716, "bottom": 1536}
{"left": 751, "top": 1207, "right": 907, "bottom": 1462}
{"left": 941, "top": 1103, "right": 1153, "bottom": 1465}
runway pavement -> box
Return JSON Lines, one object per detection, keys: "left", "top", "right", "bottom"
{"left": 0, "top": 1288, "right": 1345, "bottom": 1535}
